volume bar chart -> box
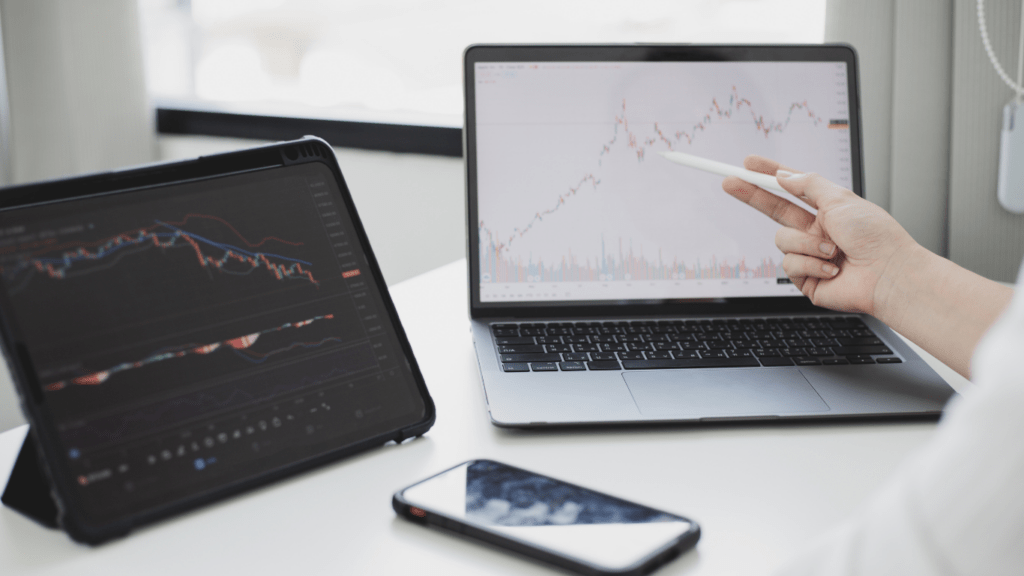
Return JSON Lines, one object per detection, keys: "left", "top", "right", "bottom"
{"left": 480, "top": 232, "right": 784, "bottom": 283}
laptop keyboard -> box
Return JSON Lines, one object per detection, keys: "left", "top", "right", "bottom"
{"left": 492, "top": 316, "right": 903, "bottom": 372}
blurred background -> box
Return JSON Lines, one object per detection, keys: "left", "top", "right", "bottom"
{"left": 0, "top": 0, "right": 1022, "bottom": 432}
{"left": 138, "top": 0, "right": 826, "bottom": 127}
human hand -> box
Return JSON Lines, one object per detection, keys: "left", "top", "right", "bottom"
{"left": 721, "top": 155, "right": 920, "bottom": 316}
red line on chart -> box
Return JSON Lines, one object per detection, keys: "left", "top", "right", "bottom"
{"left": 481, "top": 87, "right": 824, "bottom": 262}
{"left": 44, "top": 314, "right": 336, "bottom": 391}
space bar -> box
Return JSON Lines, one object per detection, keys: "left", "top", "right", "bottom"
{"left": 621, "top": 357, "right": 761, "bottom": 369}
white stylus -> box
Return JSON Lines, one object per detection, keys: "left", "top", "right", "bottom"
{"left": 657, "top": 150, "right": 788, "bottom": 195}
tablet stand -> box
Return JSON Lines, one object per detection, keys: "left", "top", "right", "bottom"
{"left": 1, "top": 431, "right": 60, "bottom": 528}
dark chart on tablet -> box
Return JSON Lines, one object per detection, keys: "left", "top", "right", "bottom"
{"left": 0, "top": 163, "right": 423, "bottom": 522}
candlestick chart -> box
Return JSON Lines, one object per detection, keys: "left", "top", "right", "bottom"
{"left": 1, "top": 213, "right": 319, "bottom": 296}
{"left": 474, "top": 60, "right": 852, "bottom": 301}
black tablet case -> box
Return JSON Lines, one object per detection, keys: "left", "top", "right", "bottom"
{"left": 0, "top": 137, "right": 436, "bottom": 540}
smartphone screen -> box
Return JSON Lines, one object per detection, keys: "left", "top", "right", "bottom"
{"left": 397, "top": 460, "right": 698, "bottom": 573}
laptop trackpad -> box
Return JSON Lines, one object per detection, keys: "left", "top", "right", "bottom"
{"left": 622, "top": 369, "right": 829, "bottom": 418}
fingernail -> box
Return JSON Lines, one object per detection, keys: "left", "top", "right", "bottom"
{"left": 819, "top": 242, "right": 836, "bottom": 256}
{"left": 776, "top": 170, "right": 806, "bottom": 179}
{"left": 823, "top": 263, "right": 839, "bottom": 276}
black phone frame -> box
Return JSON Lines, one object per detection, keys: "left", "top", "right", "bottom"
{"left": 393, "top": 459, "right": 701, "bottom": 576}
{"left": 0, "top": 137, "right": 436, "bottom": 544}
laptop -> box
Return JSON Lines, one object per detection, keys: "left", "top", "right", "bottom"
{"left": 463, "top": 44, "right": 955, "bottom": 427}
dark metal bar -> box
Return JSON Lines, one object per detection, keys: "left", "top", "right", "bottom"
{"left": 156, "top": 107, "right": 463, "bottom": 157}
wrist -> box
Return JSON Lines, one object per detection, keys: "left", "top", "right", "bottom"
{"left": 871, "top": 241, "right": 934, "bottom": 331}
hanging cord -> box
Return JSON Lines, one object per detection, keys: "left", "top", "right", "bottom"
{"left": 977, "top": 0, "right": 1024, "bottom": 101}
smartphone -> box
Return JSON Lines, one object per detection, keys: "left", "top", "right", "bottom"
{"left": 393, "top": 460, "right": 700, "bottom": 575}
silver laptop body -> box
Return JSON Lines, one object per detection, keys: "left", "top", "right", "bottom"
{"left": 463, "top": 44, "right": 954, "bottom": 427}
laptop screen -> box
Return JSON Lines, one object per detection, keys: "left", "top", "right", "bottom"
{"left": 469, "top": 53, "right": 857, "bottom": 307}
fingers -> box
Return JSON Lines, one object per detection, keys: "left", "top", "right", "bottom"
{"left": 783, "top": 253, "right": 840, "bottom": 280}
{"left": 742, "top": 155, "right": 799, "bottom": 176}
{"left": 742, "top": 155, "right": 852, "bottom": 210}
{"left": 775, "top": 170, "right": 854, "bottom": 210}
{"left": 775, "top": 227, "right": 836, "bottom": 259}
{"left": 722, "top": 176, "right": 816, "bottom": 231}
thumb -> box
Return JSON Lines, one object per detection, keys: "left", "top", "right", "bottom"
{"left": 775, "top": 171, "right": 840, "bottom": 209}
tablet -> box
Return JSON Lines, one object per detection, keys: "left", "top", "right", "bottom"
{"left": 0, "top": 138, "right": 435, "bottom": 543}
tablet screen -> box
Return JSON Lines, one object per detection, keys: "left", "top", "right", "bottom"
{"left": 0, "top": 161, "right": 426, "bottom": 527}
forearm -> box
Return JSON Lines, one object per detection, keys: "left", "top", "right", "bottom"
{"left": 874, "top": 244, "right": 1013, "bottom": 379}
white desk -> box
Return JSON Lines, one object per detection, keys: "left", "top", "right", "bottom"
{"left": 0, "top": 259, "right": 969, "bottom": 575}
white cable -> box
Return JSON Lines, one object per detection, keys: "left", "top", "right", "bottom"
{"left": 1018, "top": 0, "right": 1024, "bottom": 101}
{"left": 977, "top": 0, "right": 1024, "bottom": 99}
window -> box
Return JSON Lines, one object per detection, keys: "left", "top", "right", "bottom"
{"left": 140, "top": 0, "right": 826, "bottom": 145}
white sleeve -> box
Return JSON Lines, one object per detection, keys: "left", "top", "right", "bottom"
{"left": 776, "top": 281, "right": 1024, "bottom": 576}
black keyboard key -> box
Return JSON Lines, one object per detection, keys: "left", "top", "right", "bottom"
{"left": 546, "top": 344, "right": 571, "bottom": 353}
{"left": 780, "top": 348, "right": 806, "bottom": 357}
{"left": 647, "top": 351, "right": 673, "bottom": 359}
{"left": 621, "top": 357, "right": 760, "bottom": 369}
{"left": 793, "top": 356, "right": 821, "bottom": 366}
{"left": 837, "top": 337, "right": 883, "bottom": 346}
{"left": 559, "top": 361, "right": 587, "bottom": 371}
{"left": 833, "top": 345, "right": 892, "bottom": 355}
{"left": 876, "top": 357, "right": 903, "bottom": 364}
{"left": 806, "top": 348, "right": 834, "bottom": 356}
{"left": 493, "top": 328, "right": 519, "bottom": 337}
{"left": 848, "top": 357, "right": 875, "bottom": 364}
{"left": 565, "top": 335, "right": 590, "bottom": 344}
{"left": 502, "top": 362, "right": 530, "bottom": 372}
{"left": 627, "top": 342, "right": 653, "bottom": 351}
{"left": 730, "top": 349, "right": 754, "bottom": 357}
{"left": 601, "top": 343, "right": 627, "bottom": 352}
{"left": 587, "top": 360, "right": 621, "bottom": 370}
{"left": 492, "top": 323, "right": 518, "bottom": 329}
{"left": 822, "top": 358, "right": 850, "bottom": 365}
{"left": 495, "top": 337, "right": 534, "bottom": 345}
{"left": 530, "top": 362, "right": 558, "bottom": 372}
{"left": 500, "top": 353, "right": 562, "bottom": 362}
{"left": 536, "top": 336, "right": 563, "bottom": 344}
{"left": 573, "top": 343, "right": 599, "bottom": 353}
{"left": 520, "top": 328, "right": 546, "bottom": 336}
{"left": 702, "top": 350, "right": 728, "bottom": 359}
{"left": 705, "top": 341, "right": 732, "bottom": 349}
{"left": 752, "top": 349, "right": 780, "bottom": 357}
{"left": 498, "top": 345, "right": 544, "bottom": 354}
{"left": 654, "top": 342, "right": 680, "bottom": 351}
{"left": 672, "top": 350, "right": 701, "bottom": 359}
{"left": 759, "top": 356, "right": 794, "bottom": 366}
{"left": 591, "top": 352, "right": 617, "bottom": 361}
{"left": 563, "top": 353, "right": 590, "bottom": 361}
{"left": 619, "top": 351, "right": 646, "bottom": 360}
